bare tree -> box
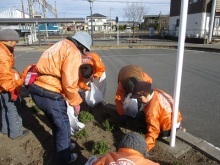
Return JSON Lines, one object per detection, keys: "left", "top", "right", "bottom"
{"left": 123, "top": 2, "right": 146, "bottom": 38}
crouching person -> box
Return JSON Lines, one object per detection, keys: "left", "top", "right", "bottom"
{"left": 130, "top": 81, "right": 183, "bottom": 151}
{"left": 28, "top": 32, "right": 92, "bottom": 164}
{"left": 87, "top": 132, "right": 159, "bottom": 165}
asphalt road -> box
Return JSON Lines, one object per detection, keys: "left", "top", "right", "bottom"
{"left": 14, "top": 47, "right": 220, "bottom": 149}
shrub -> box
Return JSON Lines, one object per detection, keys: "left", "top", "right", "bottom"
{"left": 102, "top": 119, "right": 115, "bottom": 131}
{"left": 92, "top": 141, "right": 110, "bottom": 155}
{"left": 73, "top": 128, "right": 88, "bottom": 139}
{"left": 79, "top": 111, "right": 94, "bottom": 124}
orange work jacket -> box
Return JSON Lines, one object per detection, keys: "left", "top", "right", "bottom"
{"left": 144, "top": 89, "right": 183, "bottom": 151}
{"left": 34, "top": 39, "right": 82, "bottom": 106}
{"left": 78, "top": 52, "right": 105, "bottom": 91}
{"left": 115, "top": 65, "right": 152, "bottom": 115}
{"left": 0, "top": 43, "right": 26, "bottom": 92}
{"left": 92, "top": 148, "right": 159, "bottom": 165}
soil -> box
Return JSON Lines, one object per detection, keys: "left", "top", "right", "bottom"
{"left": 0, "top": 89, "right": 219, "bottom": 165}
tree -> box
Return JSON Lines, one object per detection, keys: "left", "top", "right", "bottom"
{"left": 123, "top": 2, "right": 146, "bottom": 38}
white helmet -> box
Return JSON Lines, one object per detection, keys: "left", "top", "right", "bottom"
{"left": 72, "top": 32, "right": 92, "bottom": 51}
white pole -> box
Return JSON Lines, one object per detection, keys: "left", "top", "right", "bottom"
{"left": 170, "top": 0, "right": 189, "bottom": 147}
{"left": 117, "top": 22, "right": 119, "bottom": 45}
{"left": 208, "top": 0, "right": 216, "bottom": 43}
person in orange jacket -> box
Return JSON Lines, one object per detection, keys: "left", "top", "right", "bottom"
{"left": 88, "top": 132, "right": 159, "bottom": 165}
{"left": 28, "top": 31, "right": 92, "bottom": 164}
{"left": 79, "top": 52, "right": 106, "bottom": 98}
{"left": 130, "top": 81, "right": 183, "bottom": 151}
{"left": 115, "top": 65, "right": 152, "bottom": 122}
{"left": 0, "top": 29, "right": 30, "bottom": 139}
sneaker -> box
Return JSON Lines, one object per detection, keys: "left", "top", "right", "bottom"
{"left": 11, "top": 129, "right": 30, "bottom": 140}
{"left": 70, "top": 142, "right": 76, "bottom": 151}
{"left": 68, "top": 153, "right": 78, "bottom": 164}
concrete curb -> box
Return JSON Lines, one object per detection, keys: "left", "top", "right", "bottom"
{"left": 104, "top": 104, "right": 220, "bottom": 163}
{"left": 17, "top": 43, "right": 220, "bottom": 53}
{"left": 177, "top": 130, "right": 220, "bottom": 163}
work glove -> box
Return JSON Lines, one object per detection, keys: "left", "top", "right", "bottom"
{"left": 119, "top": 114, "right": 127, "bottom": 124}
{"left": 9, "top": 90, "right": 19, "bottom": 101}
{"left": 74, "top": 105, "right": 81, "bottom": 116}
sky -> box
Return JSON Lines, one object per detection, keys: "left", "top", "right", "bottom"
{"left": 0, "top": 0, "right": 170, "bottom": 21}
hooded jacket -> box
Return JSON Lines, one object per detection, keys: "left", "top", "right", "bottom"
{"left": 144, "top": 89, "right": 182, "bottom": 151}
{"left": 33, "top": 39, "right": 82, "bottom": 106}
{"left": 0, "top": 43, "right": 27, "bottom": 92}
{"left": 78, "top": 52, "right": 105, "bottom": 91}
{"left": 115, "top": 65, "right": 152, "bottom": 115}
{"left": 92, "top": 148, "right": 159, "bottom": 165}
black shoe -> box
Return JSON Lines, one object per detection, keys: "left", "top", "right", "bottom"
{"left": 11, "top": 129, "right": 30, "bottom": 140}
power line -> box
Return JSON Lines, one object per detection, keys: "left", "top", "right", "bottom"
{"left": 74, "top": 0, "right": 169, "bottom": 4}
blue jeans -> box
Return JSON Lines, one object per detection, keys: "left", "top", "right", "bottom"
{"left": 30, "top": 93, "right": 71, "bottom": 165}
{"left": 0, "top": 92, "right": 23, "bottom": 139}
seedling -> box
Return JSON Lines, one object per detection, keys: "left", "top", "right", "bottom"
{"left": 102, "top": 119, "right": 115, "bottom": 131}
{"left": 92, "top": 140, "right": 110, "bottom": 155}
{"left": 73, "top": 128, "right": 88, "bottom": 139}
{"left": 79, "top": 111, "right": 94, "bottom": 124}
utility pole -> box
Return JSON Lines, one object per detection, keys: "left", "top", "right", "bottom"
{"left": 21, "top": 0, "right": 25, "bottom": 18}
{"left": 110, "top": 7, "right": 112, "bottom": 31}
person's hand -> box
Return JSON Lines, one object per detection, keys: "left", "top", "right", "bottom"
{"left": 9, "top": 90, "right": 18, "bottom": 101}
{"left": 119, "top": 115, "right": 126, "bottom": 124}
{"left": 74, "top": 105, "right": 80, "bottom": 116}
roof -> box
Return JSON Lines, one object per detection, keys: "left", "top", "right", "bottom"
{"left": 0, "top": 18, "right": 85, "bottom": 24}
{"left": 143, "top": 14, "right": 169, "bottom": 18}
{"left": 86, "top": 13, "right": 107, "bottom": 18}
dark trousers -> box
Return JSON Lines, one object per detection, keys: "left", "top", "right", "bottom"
{"left": 31, "top": 93, "right": 71, "bottom": 165}
{"left": 0, "top": 92, "right": 23, "bottom": 139}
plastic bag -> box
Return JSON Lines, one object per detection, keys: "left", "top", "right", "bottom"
{"left": 123, "top": 93, "right": 138, "bottom": 118}
{"left": 66, "top": 101, "right": 85, "bottom": 135}
{"left": 85, "top": 82, "right": 104, "bottom": 108}
{"left": 93, "top": 72, "right": 106, "bottom": 98}
{"left": 24, "top": 65, "right": 38, "bottom": 86}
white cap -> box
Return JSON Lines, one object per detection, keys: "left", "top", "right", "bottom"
{"left": 72, "top": 32, "right": 92, "bottom": 51}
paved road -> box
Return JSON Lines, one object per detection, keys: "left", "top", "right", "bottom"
{"left": 14, "top": 45, "right": 220, "bottom": 150}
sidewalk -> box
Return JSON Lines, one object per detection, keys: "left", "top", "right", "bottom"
{"left": 18, "top": 38, "right": 220, "bottom": 52}
{"left": 18, "top": 38, "right": 220, "bottom": 163}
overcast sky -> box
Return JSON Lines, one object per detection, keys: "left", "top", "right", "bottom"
{"left": 0, "top": 0, "right": 170, "bottom": 21}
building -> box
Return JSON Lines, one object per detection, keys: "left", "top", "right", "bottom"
{"left": 86, "top": 13, "right": 109, "bottom": 32}
{"left": 143, "top": 14, "right": 169, "bottom": 32}
{"left": 169, "top": 0, "right": 220, "bottom": 38}
{"left": 0, "top": 9, "right": 31, "bottom": 35}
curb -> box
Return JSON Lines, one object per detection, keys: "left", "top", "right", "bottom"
{"left": 17, "top": 43, "right": 220, "bottom": 53}
{"left": 104, "top": 104, "right": 220, "bottom": 163}
{"left": 177, "top": 130, "right": 220, "bottom": 163}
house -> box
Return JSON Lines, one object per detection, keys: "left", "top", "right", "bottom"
{"left": 169, "top": 0, "right": 220, "bottom": 38}
{"left": 0, "top": 9, "right": 31, "bottom": 35}
{"left": 143, "top": 14, "right": 169, "bottom": 32}
{"left": 86, "top": 13, "right": 109, "bottom": 32}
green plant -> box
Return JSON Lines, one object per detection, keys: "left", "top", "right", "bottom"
{"left": 73, "top": 128, "right": 88, "bottom": 139}
{"left": 102, "top": 119, "right": 114, "bottom": 131}
{"left": 79, "top": 111, "right": 94, "bottom": 124}
{"left": 92, "top": 141, "right": 110, "bottom": 155}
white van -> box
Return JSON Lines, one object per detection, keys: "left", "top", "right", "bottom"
{"left": 126, "top": 27, "right": 132, "bottom": 32}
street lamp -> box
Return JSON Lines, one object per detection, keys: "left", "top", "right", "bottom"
{"left": 88, "top": 0, "right": 95, "bottom": 46}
